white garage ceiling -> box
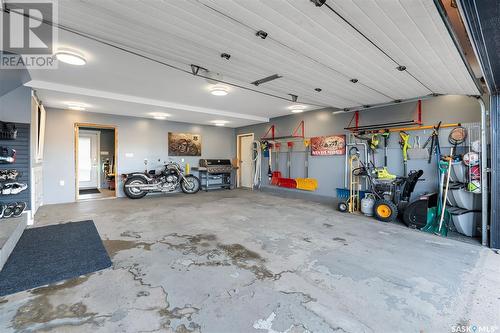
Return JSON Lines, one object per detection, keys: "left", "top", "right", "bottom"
{"left": 10, "top": 0, "right": 479, "bottom": 127}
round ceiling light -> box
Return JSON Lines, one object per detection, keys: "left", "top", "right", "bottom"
{"left": 55, "top": 50, "right": 87, "bottom": 66}
{"left": 209, "top": 84, "right": 229, "bottom": 96}
{"left": 289, "top": 105, "right": 307, "bottom": 113}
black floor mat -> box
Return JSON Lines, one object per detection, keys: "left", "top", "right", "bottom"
{"left": 79, "top": 188, "right": 100, "bottom": 195}
{"left": 0, "top": 221, "right": 112, "bottom": 296}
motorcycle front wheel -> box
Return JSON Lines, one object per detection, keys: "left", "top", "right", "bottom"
{"left": 181, "top": 175, "right": 201, "bottom": 194}
{"left": 124, "top": 176, "right": 148, "bottom": 199}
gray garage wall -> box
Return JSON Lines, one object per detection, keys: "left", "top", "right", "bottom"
{"left": 43, "top": 108, "right": 236, "bottom": 204}
{"left": 0, "top": 86, "right": 32, "bottom": 123}
{"left": 236, "top": 95, "right": 482, "bottom": 201}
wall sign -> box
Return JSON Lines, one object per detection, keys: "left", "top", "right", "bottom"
{"left": 310, "top": 135, "right": 346, "bottom": 156}
{"left": 168, "top": 133, "right": 202, "bottom": 156}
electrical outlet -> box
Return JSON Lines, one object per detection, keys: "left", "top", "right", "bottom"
{"left": 59, "top": 180, "right": 65, "bottom": 186}
{"left": 181, "top": 158, "right": 185, "bottom": 163}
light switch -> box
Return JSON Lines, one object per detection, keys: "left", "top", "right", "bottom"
{"left": 59, "top": 180, "right": 65, "bottom": 186}
{"left": 125, "top": 153, "right": 134, "bottom": 158}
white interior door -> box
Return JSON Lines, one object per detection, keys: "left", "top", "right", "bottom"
{"left": 78, "top": 130, "right": 100, "bottom": 189}
{"left": 239, "top": 135, "right": 253, "bottom": 188}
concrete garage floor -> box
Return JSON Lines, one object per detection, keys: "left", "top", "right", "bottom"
{"left": 1, "top": 190, "right": 499, "bottom": 333}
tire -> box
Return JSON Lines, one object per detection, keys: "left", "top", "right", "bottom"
{"left": 338, "top": 201, "right": 348, "bottom": 213}
{"left": 181, "top": 175, "right": 201, "bottom": 194}
{"left": 124, "top": 176, "right": 148, "bottom": 199}
{"left": 374, "top": 199, "right": 398, "bottom": 222}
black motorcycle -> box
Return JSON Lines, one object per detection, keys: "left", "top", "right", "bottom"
{"left": 123, "top": 161, "right": 200, "bottom": 199}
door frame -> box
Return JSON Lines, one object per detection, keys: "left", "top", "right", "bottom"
{"left": 236, "top": 133, "right": 254, "bottom": 188}
{"left": 74, "top": 123, "right": 118, "bottom": 201}
{"left": 78, "top": 129, "right": 101, "bottom": 190}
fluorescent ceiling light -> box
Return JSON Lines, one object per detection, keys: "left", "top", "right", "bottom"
{"left": 209, "top": 84, "right": 229, "bottom": 96}
{"left": 211, "top": 120, "right": 229, "bottom": 126}
{"left": 149, "top": 112, "right": 171, "bottom": 120}
{"left": 66, "top": 102, "right": 88, "bottom": 111}
{"left": 55, "top": 50, "right": 87, "bottom": 66}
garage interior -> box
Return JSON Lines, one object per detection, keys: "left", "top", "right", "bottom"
{"left": 0, "top": 0, "right": 499, "bottom": 332}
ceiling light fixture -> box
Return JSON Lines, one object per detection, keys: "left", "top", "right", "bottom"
{"left": 289, "top": 105, "right": 307, "bottom": 113}
{"left": 315, "top": 88, "right": 322, "bottom": 92}
{"left": 211, "top": 120, "right": 229, "bottom": 127}
{"left": 55, "top": 50, "right": 87, "bottom": 66}
{"left": 66, "top": 102, "right": 87, "bottom": 111}
{"left": 209, "top": 84, "right": 229, "bottom": 96}
{"left": 149, "top": 112, "right": 171, "bottom": 120}
{"left": 350, "top": 78, "right": 359, "bottom": 83}
{"left": 220, "top": 53, "right": 231, "bottom": 60}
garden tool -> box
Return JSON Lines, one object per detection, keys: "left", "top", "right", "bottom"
{"left": 423, "top": 121, "right": 441, "bottom": 164}
{"left": 422, "top": 158, "right": 451, "bottom": 236}
{"left": 382, "top": 130, "right": 390, "bottom": 167}
{"left": 407, "top": 136, "right": 429, "bottom": 160}
{"left": 438, "top": 148, "right": 454, "bottom": 233}
{"left": 287, "top": 142, "right": 293, "bottom": 178}
{"left": 304, "top": 139, "right": 310, "bottom": 177}
{"left": 399, "top": 131, "right": 411, "bottom": 177}
{"left": 354, "top": 133, "right": 379, "bottom": 166}
{"left": 267, "top": 143, "right": 273, "bottom": 180}
{"left": 369, "top": 134, "right": 379, "bottom": 166}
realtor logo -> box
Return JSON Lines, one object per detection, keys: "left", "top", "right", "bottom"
{"left": 1, "top": 0, "right": 57, "bottom": 68}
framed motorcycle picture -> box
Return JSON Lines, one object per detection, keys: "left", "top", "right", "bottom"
{"left": 310, "top": 135, "right": 346, "bottom": 156}
{"left": 168, "top": 132, "right": 202, "bottom": 156}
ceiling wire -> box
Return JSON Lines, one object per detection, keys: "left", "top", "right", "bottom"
{"left": 2, "top": 6, "right": 328, "bottom": 107}
{"left": 194, "top": 0, "right": 396, "bottom": 101}
{"left": 324, "top": 2, "right": 434, "bottom": 94}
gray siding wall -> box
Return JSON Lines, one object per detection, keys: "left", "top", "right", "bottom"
{"left": 236, "top": 95, "right": 481, "bottom": 200}
{"left": 43, "top": 108, "right": 236, "bottom": 204}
